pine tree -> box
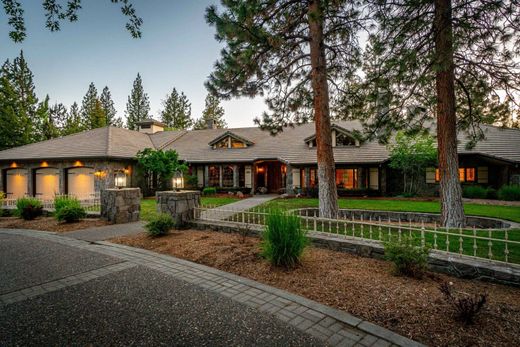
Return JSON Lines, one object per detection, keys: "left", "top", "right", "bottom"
{"left": 357, "top": 0, "right": 520, "bottom": 226}
{"left": 205, "top": 1, "right": 363, "bottom": 217}
{"left": 160, "top": 88, "right": 193, "bottom": 130}
{"left": 193, "top": 94, "right": 227, "bottom": 130}
{"left": 0, "top": 70, "right": 28, "bottom": 150}
{"left": 126, "top": 73, "right": 150, "bottom": 130}
{"left": 100, "top": 86, "right": 123, "bottom": 127}
{"left": 80, "top": 82, "right": 105, "bottom": 130}
{"left": 49, "top": 102, "right": 69, "bottom": 135}
{"left": 91, "top": 99, "right": 107, "bottom": 129}
{"left": 62, "top": 102, "right": 84, "bottom": 136}
{"left": 38, "top": 95, "right": 61, "bottom": 140}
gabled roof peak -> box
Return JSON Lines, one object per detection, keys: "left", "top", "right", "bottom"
{"left": 208, "top": 131, "right": 254, "bottom": 147}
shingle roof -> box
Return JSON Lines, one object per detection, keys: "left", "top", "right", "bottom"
{"left": 0, "top": 121, "right": 518, "bottom": 164}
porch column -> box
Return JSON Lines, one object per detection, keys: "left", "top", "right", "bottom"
{"left": 380, "top": 166, "right": 387, "bottom": 196}
{"left": 204, "top": 165, "right": 209, "bottom": 187}
{"left": 286, "top": 163, "right": 294, "bottom": 194}
{"left": 219, "top": 165, "right": 223, "bottom": 188}
{"left": 59, "top": 165, "right": 67, "bottom": 195}
{"left": 28, "top": 167, "right": 35, "bottom": 197}
{"left": 304, "top": 167, "right": 311, "bottom": 188}
{"left": 0, "top": 168, "right": 4, "bottom": 193}
{"left": 233, "top": 165, "right": 239, "bottom": 188}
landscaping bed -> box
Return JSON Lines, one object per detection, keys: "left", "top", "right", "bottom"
{"left": 0, "top": 216, "right": 108, "bottom": 232}
{"left": 112, "top": 229, "right": 520, "bottom": 347}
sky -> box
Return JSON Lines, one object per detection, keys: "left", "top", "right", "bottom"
{"left": 0, "top": 0, "right": 266, "bottom": 128}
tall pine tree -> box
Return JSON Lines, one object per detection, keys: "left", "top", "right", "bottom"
{"left": 205, "top": 1, "right": 363, "bottom": 217}
{"left": 100, "top": 86, "right": 123, "bottom": 127}
{"left": 160, "top": 88, "right": 193, "bottom": 130}
{"left": 37, "top": 95, "right": 60, "bottom": 140}
{"left": 126, "top": 73, "right": 150, "bottom": 130}
{"left": 0, "top": 66, "right": 29, "bottom": 150}
{"left": 80, "top": 82, "right": 106, "bottom": 130}
{"left": 62, "top": 102, "right": 84, "bottom": 136}
{"left": 193, "top": 94, "right": 227, "bottom": 130}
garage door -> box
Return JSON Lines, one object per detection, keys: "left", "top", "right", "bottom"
{"left": 67, "top": 167, "right": 95, "bottom": 198}
{"left": 35, "top": 168, "right": 60, "bottom": 200}
{"left": 6, "top": 169, "right": 28, "bottom": 199}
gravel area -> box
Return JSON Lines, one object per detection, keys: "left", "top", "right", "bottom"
{"left": 0, "top": 233, "right": 120, "bottom": 294}
{"left": 0, "top": 266, "right": 323, "bottom": 347}
{"left": 0, "top": 216, "right": 108, "bottom": 232}
{"left": 112, "top": 230, "right": 520, "bottom": 347}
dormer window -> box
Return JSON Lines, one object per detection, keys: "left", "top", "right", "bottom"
{"left": 304, "top": 124, "right": 361, "bottom": 148}
{"left": 209, "top": 131, "right": 254, "bottom": 149}
{"left": 335, "top": 132, "right": 357, "bottom": 147}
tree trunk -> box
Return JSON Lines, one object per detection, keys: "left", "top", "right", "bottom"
{"left": 434, "top": 0, "right": 465, "bottom": 227}
{"left": 308, "top": 0, "right": 338, "bottom": 219}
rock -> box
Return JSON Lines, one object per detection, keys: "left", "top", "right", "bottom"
{"left": 236, "top": 191, "right": 244, "bottom": 198}
{"left": 228, "top": 191, "right": 235, "bottom": 196}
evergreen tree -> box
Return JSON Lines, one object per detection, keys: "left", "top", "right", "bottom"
{"left": 160, "top": 88, "right": 193, "bottom": 130}
{"left": 0, "top": 70, "right": 28, "bottom": 150}
{"left": 193, "top": 94, "right": 227, "bottom": 130}
{"left": 205, "top": 0, "right": 363, "bottom": 217}
{"left": 91, "top": 99, "right": 107, "bottom": 129}
{"left": 49, "top": 102, "right": 69, "bottom": 135}
{"left": 357, "top": 0, "right": 520, "bottom": 227}
{"left": 62, "top": 102, "right": 84, "bottom": 136}
{"left": 80, "top": 82, "right": 103, "bottom": 130}
{"left": 38, "top": 95, "right": 61, "bottom": 140}
{"left": 126, "top": 73, "right": 150, "bottom": 130}
{"left": 100, "top": 86, "right": 123, "bottom": 127}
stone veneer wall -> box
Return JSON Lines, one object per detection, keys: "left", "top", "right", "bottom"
{"left": 156, "top": 190, "right": 201, "bottom": 227}
{"left": 101, "top": 188, "right": 141, "bottom": 224}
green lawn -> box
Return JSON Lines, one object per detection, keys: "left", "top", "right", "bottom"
{"left": 140, "top": 196, "right": 240, "bottom": 221}
{"left": 260, "top": 198, "right": 520, "bottom": 223}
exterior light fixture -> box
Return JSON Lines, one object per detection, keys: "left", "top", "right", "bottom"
{"left": 9, "top": 162, "right": 18, "bottom": 168}
{"left": 172, "top": 171, "right": 184, "bottom": 190}
{"left": 114, "top": 172, "right": 127, "bottom": 188}
{"left": 40, "top": 161, "right": 49, "bottom": 167}
{"left": 73, "top": 161, "right": 83, "bottom": 167}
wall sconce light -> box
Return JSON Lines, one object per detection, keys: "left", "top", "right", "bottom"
{"left": 124, "top": 168, "right": 131, "bottom": 175}
{"left": 9, "top": 162, "right": 18, "bottom": 168}
{"left": 94, "top": 170, "right": 107, "bottom": 179}
{"left": 40, "top": 161, "right": 49, "bottom": 167}
{"left": 73, "top": 161, "right": 83, "bottom": 167}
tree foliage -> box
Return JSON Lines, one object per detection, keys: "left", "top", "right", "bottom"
{"left": 388, "top": 131, "right": 437, "bottom": 195}
{"left": 1, "top": 0, "right": 143, "bottom": 42}
{"left": 193, "top": 93, "right": 227, "bottom": 130}
{"left": 100, "top": 86, "right": 123, "bottom": 127}
{"left": 126, "top": 73, "right": 150, "bottom": 130}
{"left": 135, "top": 148, "right": 187, "bottom": 190}
{"left": 160, "top": 88, "right": 193, "bottom": 130}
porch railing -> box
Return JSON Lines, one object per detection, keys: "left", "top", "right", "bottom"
{"left": 194, "top": 206, "right": 520, "bottom": 265}
{"left": 1, "top": 192, "right": 101, "bottom": 212}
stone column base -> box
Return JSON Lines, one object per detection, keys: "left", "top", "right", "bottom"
{"left": 101, "top": 188, "right": 141, "bottom": 224}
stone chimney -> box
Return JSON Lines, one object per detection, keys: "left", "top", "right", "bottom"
{"left": 136, "top": 119, "right": 165, "bottom": 134}
{"left": 206, "top": 118, "right": 215, "bottom": 130}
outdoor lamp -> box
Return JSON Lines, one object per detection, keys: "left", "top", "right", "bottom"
{"left": 115, "top": 172, "right": 127, "bottom": 188}
{"left": 172, "top": 171, "right": 184, "bottom": 190}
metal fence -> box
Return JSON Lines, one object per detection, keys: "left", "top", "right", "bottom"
{"left": 194, "top": 206, "right": 520, "bottom": 265}
{"left": 1, "top": 193, "right": 101, "bottom": 212}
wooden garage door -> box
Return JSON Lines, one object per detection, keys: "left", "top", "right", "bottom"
{"left": 6, "top": 169, "right": 28, "bottom": 199}
{"left": 35, "top": 168, "right": 59, "bottom": 200}
{"left": 67, "top": 167, "right": 95, "bottom": 198}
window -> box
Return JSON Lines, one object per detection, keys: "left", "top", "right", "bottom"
{"left": 231, "top": 138, "right": 247, "bottom": 148}
{"left": 434, "top": 167, "right": 476, "bottom": 182}
{"left": 336, "top": 133, "right": 356, "bottom": 146}
{"left": 336, "top": 169, "right": 357, "bottom": 189}
{"left": 309, "top": 168, "right": 318, "bottom": 187}
{"left": 215, "top": 139, "right": 229, "bottom": 149}
{"left": 466, "top": 168, "right": 476, "bottom": 182}
{"left": 222, "top": 165, "right": 234, "bottom": 187}
{"left": 208, "top": 166, "right": 220, "bottom": 187}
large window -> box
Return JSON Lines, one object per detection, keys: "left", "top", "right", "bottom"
{"left": 222, "top": 165, "right": 234, "bottom": 187}
{"left": 336, "top": 133, "right": 356, "bottom": 146}
{"left": 231, "top": 138, "right": 247, "bottom": 148}
{"left": 435, "top": 167, "right": 476, "bottom": 182}
{"left": 208, "top": 166, "right": 220, "bottom": 187}
{"left": 215, "top": 139, "right": 228, "bottom": 149}
{"left": 336, "top": 169, "right": 358, "bottom": 189}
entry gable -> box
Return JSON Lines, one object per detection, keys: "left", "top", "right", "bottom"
{"left": 304, "top": 124, "right": 361, "bottom": 148}
{"left": 208, "top": 131, "right": 254, "bottom": 149}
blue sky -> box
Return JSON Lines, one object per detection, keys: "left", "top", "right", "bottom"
{"left": 0, "top": 0, "right": 265, "bottom": 128}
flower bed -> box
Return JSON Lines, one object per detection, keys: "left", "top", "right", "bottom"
{"left": 0, "top": 216, "right": 108, "bottom": 232}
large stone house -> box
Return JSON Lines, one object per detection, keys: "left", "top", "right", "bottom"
{"left": 0, "top": 119, "right": 519, "bottom": 200}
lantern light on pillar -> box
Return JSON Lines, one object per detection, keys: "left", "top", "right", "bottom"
{"left": 172, "top": 171, "right": 184, "bottom": 190}
{"left": 115, "top": 172, "right": 127, "bottom": 188}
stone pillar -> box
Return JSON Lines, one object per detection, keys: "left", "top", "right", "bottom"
{"left": 101, "top": 188, "right": 141, "bottom": 224}
{"left": 286, "top": 164, "right": 294, "bottom": 194}
{"left": 219, "top": 165, "right": 223, "bottom": 187}
{"left": 233, "top": 165, "right": 239, "bottom": 188}
{"left": 156, "top": 190, "right": 201, "bottom": 228}
{"left": 59, "top": 166, "right": 67, "bottom": 195}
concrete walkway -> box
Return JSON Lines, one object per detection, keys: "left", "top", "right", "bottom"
{"left": 201, "top": 194, "right": 278, "bottom": 221}
{"left": 65, "top": 221, "right": 145, "bottom": 242}
{"left": 0, "top": 228, "right": 422, "bottom": 347}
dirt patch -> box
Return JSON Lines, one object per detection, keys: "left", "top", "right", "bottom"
{"left": 112, "top": 230, "right": 520, "bottom": 347}
{"left": 0, "top": 216, "right": 109, "bottom": 232}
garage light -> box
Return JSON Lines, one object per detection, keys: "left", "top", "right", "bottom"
{"left": 10, "top": 162, "right": 18, "bottom": 168}
{"left": 73, "top": 161, "right": 83, "bottom": 167}
{"left": 40, "top": 161, "right": 49, "bottom": 167}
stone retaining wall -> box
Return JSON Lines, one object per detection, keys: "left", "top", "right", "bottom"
{"left": 156, "top": 190, "right": 200, "bottom": 227}
{"left": 191, "top": 220, "right": 520, "bottom": 287}
{"left": 101, "top": 188, "right": 140, "bottom": 224}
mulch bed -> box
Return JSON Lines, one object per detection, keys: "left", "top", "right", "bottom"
{"left": 0, "top": 216, "right": 108, "bottom": 232}
{"left": 112, "top": 230, "right": 520, "bottom": 347}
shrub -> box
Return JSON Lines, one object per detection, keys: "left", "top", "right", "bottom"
{"left": 497, "top": 184, "right": 520, "bottom": 201}
{"left": 462, "top": 186, "right": 488, "bottom": 199}
{"left": 202, "top": 187, "right": 217, "bottom": 196}
{"left": 485, "top": 187, "right": 497, "bottom": 200}
{"left": 261, "top": 210, "right": 308, "bottom": 268}
{"left": 55, "top": 205, "right": 86, "bottom": 223}
{"left": 54, "top": 196, "right": 81, "bottom": 213}
{"left": 439, "top": 281, "right": 487, "bottom": 324}
{"left": 384, "top": 238, "right": 430, "bottom": 278}
{"left": 145, "top": 213, "right": 175, "bottom": 237}
{"left": 16, "top": 197, "right": 43, "bottom": 220}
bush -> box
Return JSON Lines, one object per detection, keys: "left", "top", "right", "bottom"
{"left": 384, "top": 238, "right": 430, "bottom": 278}
{"left": 55, "top": 206, "right": 86, "bottom": 223}
{"left": 202, "top": 187, "right": 217, "bottom": 196}
{"left": 16, "top": 197, "right": 43, "bottom": 220}
{"left": 497, "top": 184, "right": 520, "bottom": 201}
{"left": 261, "top": 210, "right": 308, "bottom": 268}
{"left": 485, "top": 187, "right": 497, "bottom": 200}
{"left": 54, "top": 196, "right": 81, "bottom": 213}
{"left": 439, "top": 281, "right": 487, "bottom": 324}
{"left": 462, "top": 186, "right": 488, "bottom": 199}
{"left": 145, "top": 213, "right": 175, "bottom": 237}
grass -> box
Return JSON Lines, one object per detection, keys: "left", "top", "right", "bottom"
{"left": 140, "top": 196, "right": 240, "bottom": 222}
{"left": 260, "top": 198, "right": 520, "bottom": 223}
